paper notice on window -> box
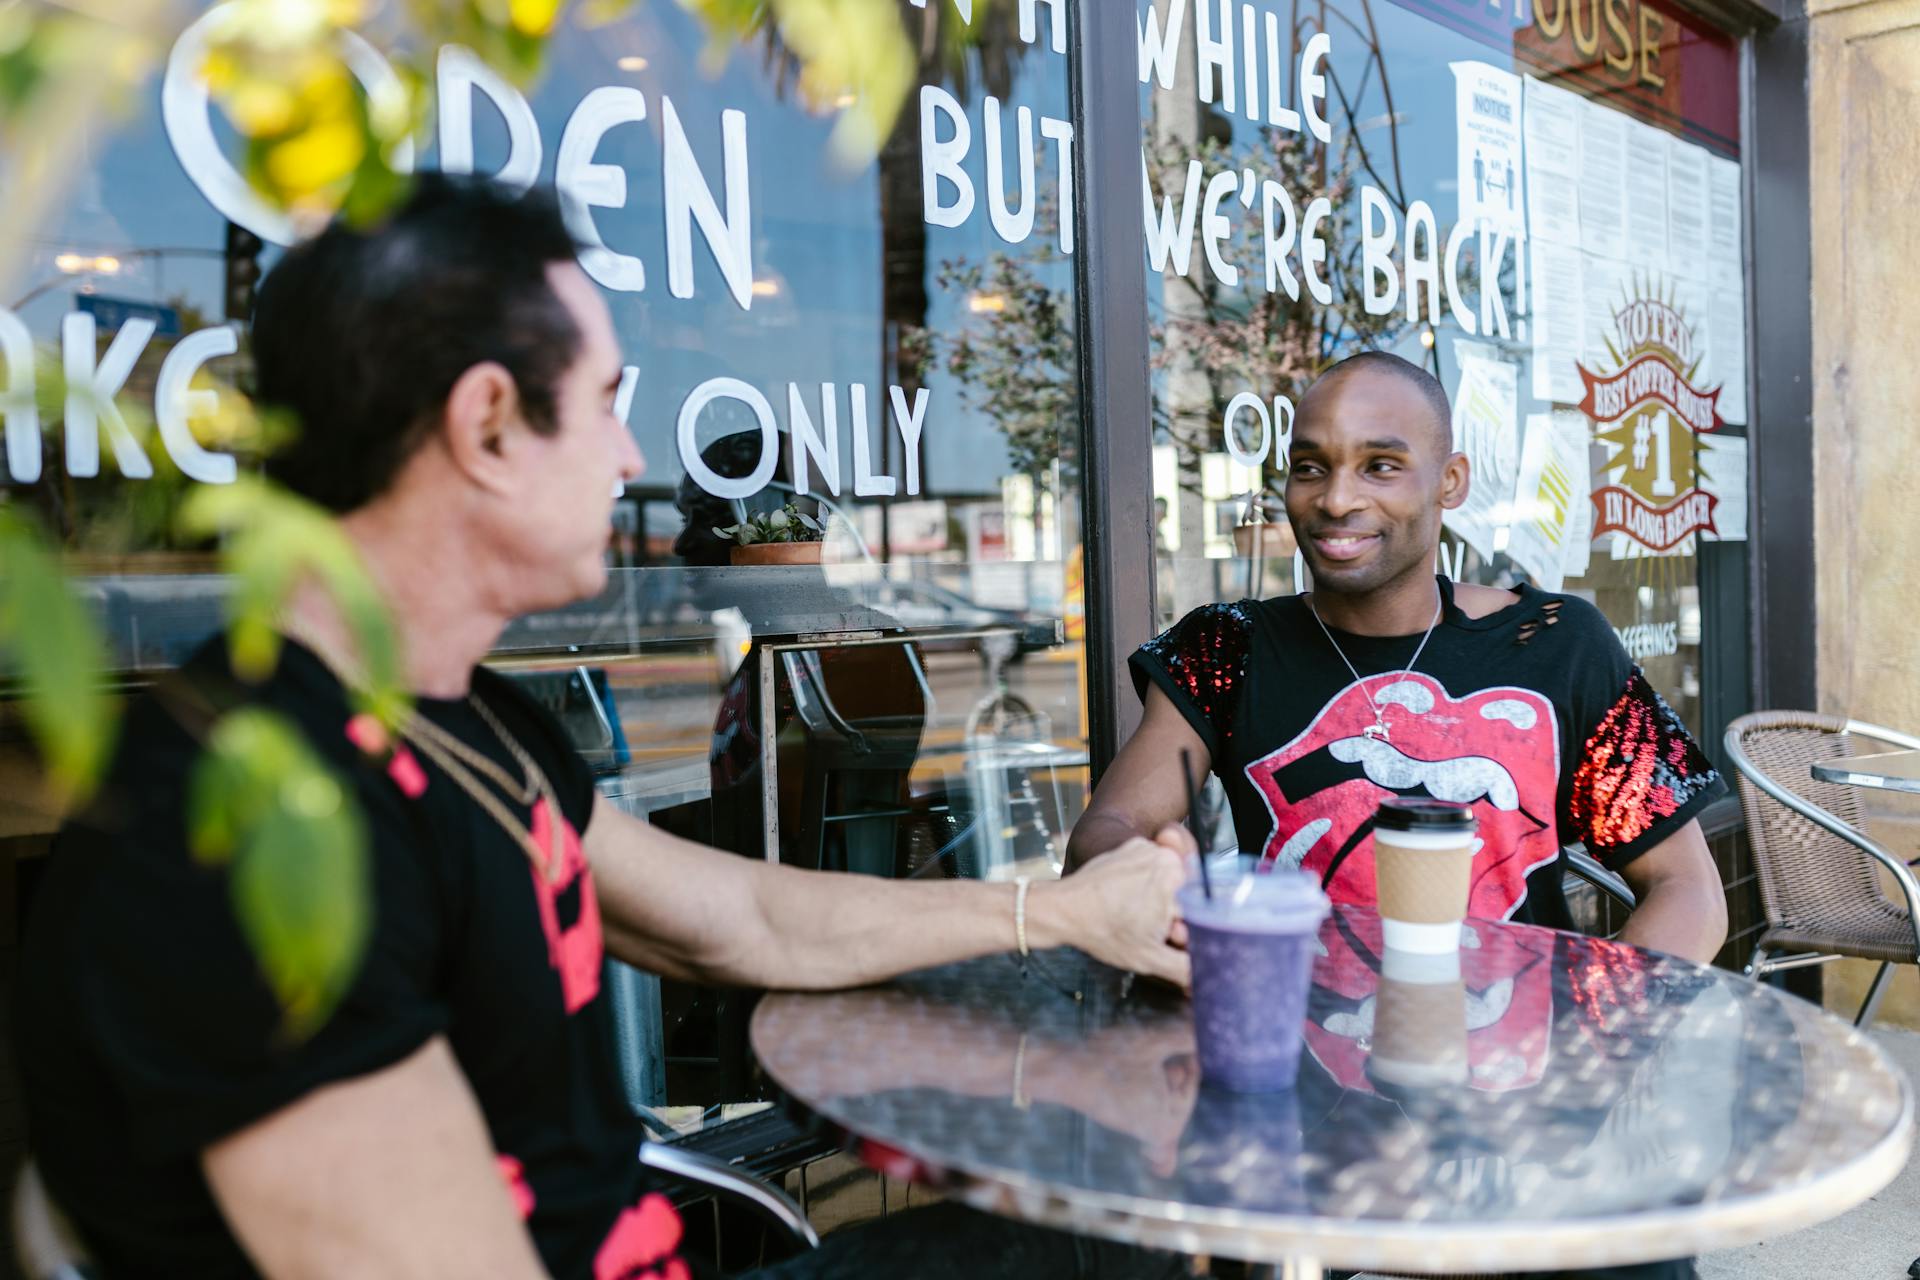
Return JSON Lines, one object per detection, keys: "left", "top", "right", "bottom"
{"left": 1454, "top": 62, "right": 1525, "bottom": 240}
{"left": 1577, "top": 101, "right": 1629, "bottom": 261}
{"left": 1699, "top": 432, "right": 1748, "bottom": 541}
{"left": 1559, "top": 411, "right": 1594, "bottom": 581}
{"left": 1707, "top": 154, "right": 1742, "bottom": 262}
{"left": 1530, "top": 239, "right": 1585, "bottom": 403}
{"left": 1705, "top": 156, "right": 1748, "bottom": 425}
{"left": 1582, "top": 252, "right": 1629, "bottom": 366}
{"left": 1508, "top": 411, "right": 1593, "bottom": 592}
{"left": 1623, "top": 121, "right": 1670, "bottom": 273}
{"left": 1443, "top": 351, "right": 1521, "bottom": 562}
{"left": 1665, "top": 135, "right": 1710, "bottom": 281}
{"left": 1523, "top": 77, "right": 1582, "bottom": 245}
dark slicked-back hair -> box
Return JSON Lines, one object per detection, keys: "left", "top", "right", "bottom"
{"left": 1312, "top": 350, "right": 1454, "bottom": 452}
{"left": 255, "top": 175, "right": 583, "bottom": 514}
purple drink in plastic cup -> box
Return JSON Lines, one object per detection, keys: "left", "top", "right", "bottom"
{"left": 1179, "top": 861, "right": 1332, "bottom": 1093}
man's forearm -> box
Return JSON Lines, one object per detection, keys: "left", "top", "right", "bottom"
{"left": 1616, "top": 869, "right": 1728, "bottom": 963}
{"left": 732, "top": 865, "right": 1082, "bottom": 990}
{"left": 1063, "top": 811, "right": 1146, "bottom": 873}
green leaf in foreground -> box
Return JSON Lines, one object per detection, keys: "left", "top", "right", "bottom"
{"left": 0, "top": 509, "right": 115, "bottom": 803}
{"left": 190, "top": 708, "right": 371, "bottom": 1041}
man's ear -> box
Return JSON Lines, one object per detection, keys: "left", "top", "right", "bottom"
{"left": 1439, "top": 450, "right": 1471, "bottom": 511}
{"left": 441, "top": 362, "right": 521, "bottom": 496}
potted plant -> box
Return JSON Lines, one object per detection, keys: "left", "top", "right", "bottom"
{"left": 714, "top": 503, "right": 829, "bottom": 566}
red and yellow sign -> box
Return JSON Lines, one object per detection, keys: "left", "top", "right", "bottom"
{"left": 1579, "top": 292, "right": 1721, "bottom": 553}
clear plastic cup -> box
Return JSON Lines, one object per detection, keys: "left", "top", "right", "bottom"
{"left": 1179, "top": 860, "right": 1331, "bottom": 1093}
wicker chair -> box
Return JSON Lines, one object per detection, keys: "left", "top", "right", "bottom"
{"left": 1723, "top": 711, "right": 1920, "bottom": 1028}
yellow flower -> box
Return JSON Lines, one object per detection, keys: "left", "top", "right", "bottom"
{"left": 265, "top": 115, "right": 365, "bottom": 196}
{"left": 509, "top": 0, "right": 566, "bottom": 36}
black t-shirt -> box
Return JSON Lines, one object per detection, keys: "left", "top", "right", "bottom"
{"left": 1131, "top": 577, "right": 1725, "bottom": 933}
{"left": 18, "top": 640, "right": 698, "bottom": 1280}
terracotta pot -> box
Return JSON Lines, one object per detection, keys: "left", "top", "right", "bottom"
{"left": 729, "top": 540, "right": 826, "bottom": 567}
{"left": 1232, "top": 523, "right": 1297, "bottom": 559}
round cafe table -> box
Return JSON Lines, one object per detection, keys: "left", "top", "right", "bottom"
{"left": 750, "top": 906, "right": 1913, "bottom": 1279}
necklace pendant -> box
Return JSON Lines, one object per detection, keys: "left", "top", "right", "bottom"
{"left": 1363, "top": 720, "right": 1391, "bottom": 743}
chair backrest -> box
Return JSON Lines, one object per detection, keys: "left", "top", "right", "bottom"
{"left": 1723, "top": 711, "right": 1914, "bottom": 932}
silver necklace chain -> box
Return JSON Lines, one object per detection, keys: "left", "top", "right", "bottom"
{"left": 1308, "top": 592, "right": 1443, "bottom": 744}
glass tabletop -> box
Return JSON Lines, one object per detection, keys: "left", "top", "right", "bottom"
{"left": 1810, "top": 749, "right": 1920, "bottom": 794}
{"left": 751, "top": 907, "right": 1913, "bottom": 1273}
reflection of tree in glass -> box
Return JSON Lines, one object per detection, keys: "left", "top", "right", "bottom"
{"left": 1147, "top": 124, "right": 1405, "bottom": 501}
{"left": 927, "top": 252, "right": 1079, "bottom": 488}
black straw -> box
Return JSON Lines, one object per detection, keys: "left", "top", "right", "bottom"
{"left": 1182, "top": 748, "right": 1213, "bottom": 901}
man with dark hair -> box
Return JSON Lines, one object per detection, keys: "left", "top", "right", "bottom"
{"left": 19, "top": 176, "right": 1192, "bottom": 1280}
{"left": 1067, "top": 350, "right": 1728, "bottom": 1280}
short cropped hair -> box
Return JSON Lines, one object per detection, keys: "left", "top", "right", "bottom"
{"left": 1315, "top": 350, "right": 1454, "bottom": 451}
{"left": 254, "top": 175, "right": 584, "bottom": 514}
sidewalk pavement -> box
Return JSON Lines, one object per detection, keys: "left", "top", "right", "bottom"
{"left": 1699, "top": 1026, "right": 1920, "bottom": 1280}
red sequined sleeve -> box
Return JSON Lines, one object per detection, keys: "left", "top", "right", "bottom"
{"left": 1128, "top": 602, "right": 1256, "bottom": 758}
{"left": 1566, "top": 669, "right": 1726, "bottom": 867}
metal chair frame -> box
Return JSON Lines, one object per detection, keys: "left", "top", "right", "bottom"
{"left": 12, "top": 1144, "right": 818, "bottom": 1280}
{"left": 1723, "top": 714, "right": 1920, "bottom": 1028}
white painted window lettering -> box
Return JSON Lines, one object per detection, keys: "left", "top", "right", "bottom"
{"left": 154, "top": 326, "right": 240, "bottom": 485}
{"left": 1262, "top": 180, "right": 1299, "bottom": 299}
{"left": 1300, "top": 32, "right": 1332, "bottom": 144}
{"left": 1195, "top": 0, "right": 1236, "bottom": 113}
{"left": 1137, "top": 0, "right": 1187, "bottom": 89}
{"left": 984, "top": 97, "right": 1037, "bottom": 246}
{"left": 1263, "top": 12, "right": 1299, "bottom": 132}
{"left": 1019, "top": 0, "right": 1066, "bottom": 54}
{"left": 1201, "top": 169, "right": 1243, "bottom": 288}
{"left": 1041, "top": 117, "right": 1076, "bottom": 254}
{"left": 436, "top": 46, "right": 541, "bottom": 191}
{"left": 678, "top": 378, "right": 780, "bottom": 500}
{"left": 662, "top": 99, "right": 755, "bottom": 310}
{"left": 788, "top": 382, "right": 842, "bottom": 498}
{"left": 920, "top": 86, "right": 975, "bottom": 229}
{"left": 1300, "top": 196, "right": 1333, "bottom": 304}
{"left": 1223, "top": 392, "right": 1271, "bottom": 468}
{"left": 908, "top": 0, "right": 973, "bottom": 20}
{"left": 162, "top": 3, "right": 414, "bottom": 246}
{"left": 1478, "top": 226, "right": 1514, "bottom": 339}
{"left": 850, "top": 384, "right": 895, "bottom": 499}
{"left": 679, "top": 379, "right": 931, "bottom": 502}
{"left": 556, "top": 87, "right": 651, "bottom": 293}
{"left": 62, "top": 313, "right": 154, "bottom": 480}
{"left": 1360, "top": 186, "right": 1400, "bottom": 317}
{"left": 0, "top": 308, "right": 39, "bottom": 484}
{"left": 1143, "top": 156, "right": 1203, "bottom": 278}
{"left": 1446, "top": 221, "right": 1479, "bottom": 336}
{"left": 889, "top": 385, "right": 931, "bottom": 497}
{"left": 1404, "top": 200, "right": 1443, "bottom": 325}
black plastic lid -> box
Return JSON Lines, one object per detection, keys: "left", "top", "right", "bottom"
{"left": 1375, "top": 797, "right": 1477, "bottom": 833}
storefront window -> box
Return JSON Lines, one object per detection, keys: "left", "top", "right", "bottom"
{"left": 1137, "top": 0, "right": 1750, "bottom": 775}
{"left": 2, "top": 3, "right": 1092, "bottom": 1116}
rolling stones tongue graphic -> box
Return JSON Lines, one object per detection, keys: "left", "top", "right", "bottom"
{"left": 1250, "top": 675, "right": 1561, "bottom": 1094}
{"left": 1247, "top": 673, "right": 1561, "bottom": 917}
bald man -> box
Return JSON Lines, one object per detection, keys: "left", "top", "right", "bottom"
{"left": 1069, "top": 352, "right": 1727, "bottom": 1278}
{"left": 1071, "top": 349, "right": 1725, "bottom": 957}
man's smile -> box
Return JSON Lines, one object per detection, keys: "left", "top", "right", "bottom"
{"left": 1310, "top": 531, "right": 1382, "bottom": 561}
